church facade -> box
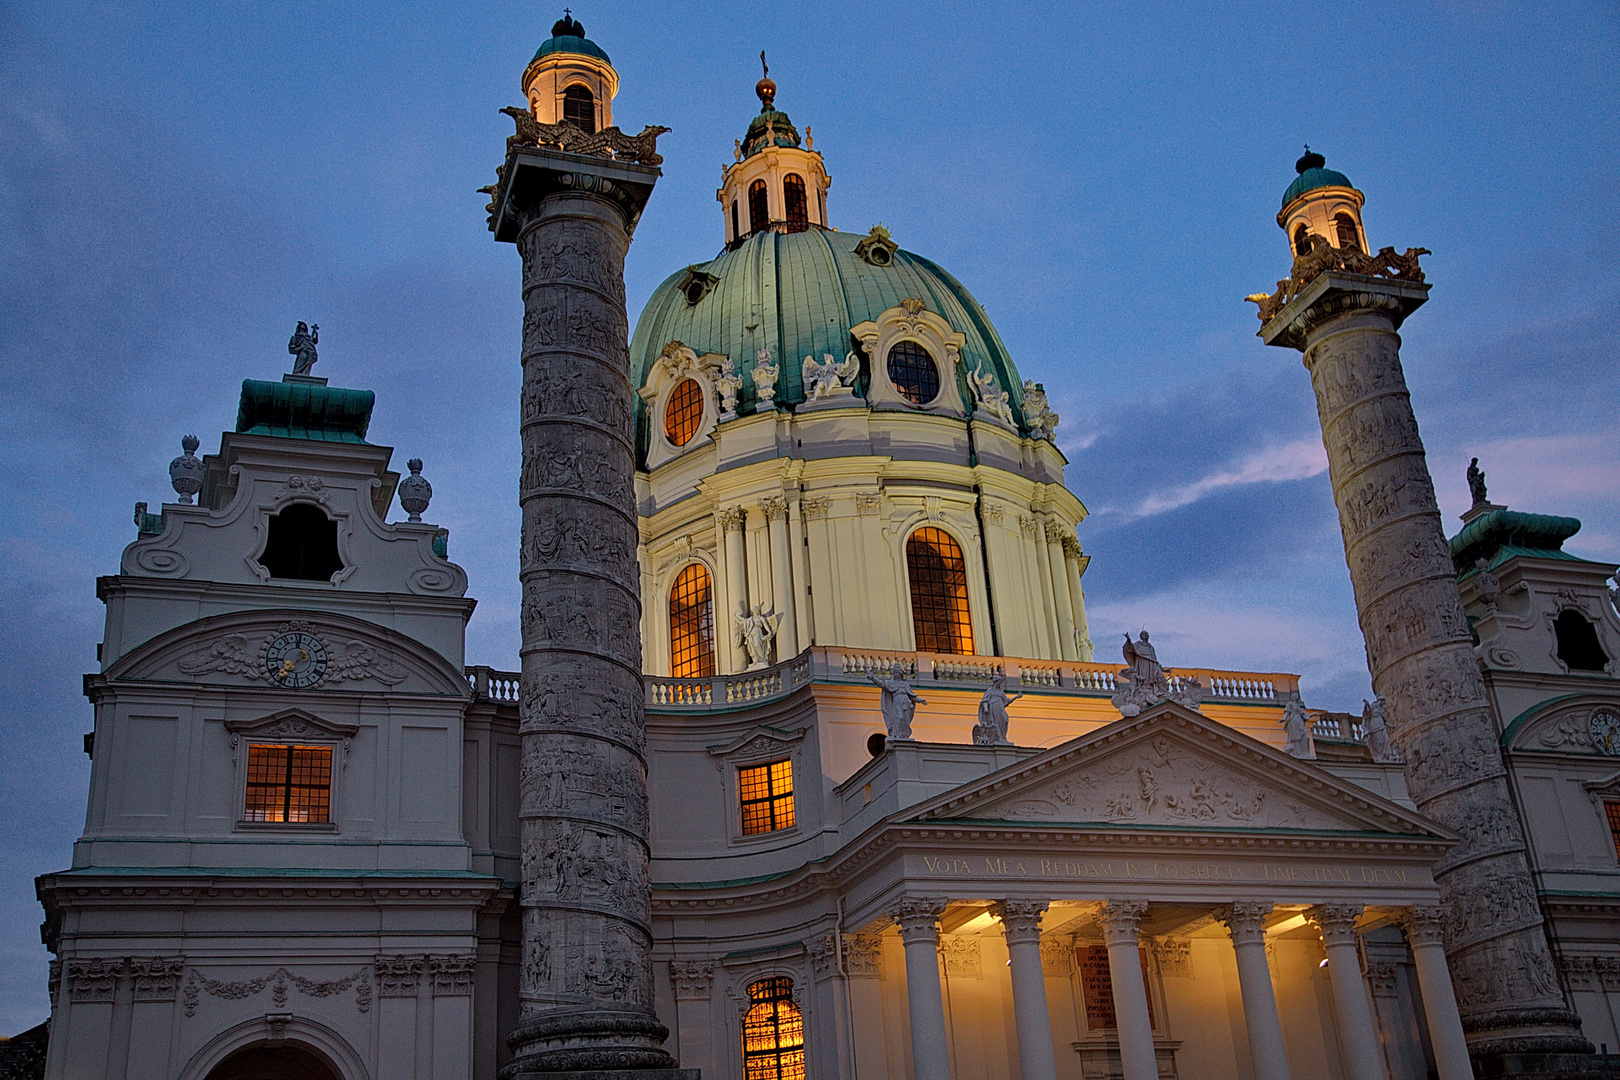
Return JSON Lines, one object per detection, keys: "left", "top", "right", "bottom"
{"left": 31, "top": 15, "right": 1620, "bottom": 1080}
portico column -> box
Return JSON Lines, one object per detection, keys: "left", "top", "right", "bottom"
{"left": 1219, "top": 902, "right": 1291, "bottom": 1080}
{"left": 1401, "top": 906, "right": 1473, "bottom": 1080}
{"left": 761, "top": 495, "right": 797, "bottom": 659}
{"left": 891, "top": 898, "right": 951, "bottom": 1080}
{"left": 719, "top": 506, "right": 749, "bottom": 671}
{"left": 1310, "top": 905, "right": 1386, "bottom": 1080}
{"left": 1099, "top": 900, "right": 1158, "bottom": 1080}
{"left": 994, "top": 900, "right": 1058, "bottom": 1080}
{"left": 1043, "top": 520, "right": 1078, "bottom": 661}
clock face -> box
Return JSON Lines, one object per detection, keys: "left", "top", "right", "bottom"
{"left": 265, "top": 631, "right": 328, "bottom": 689}
{"left": 1591, "top": 711, "right": 1620, "bottom": 756}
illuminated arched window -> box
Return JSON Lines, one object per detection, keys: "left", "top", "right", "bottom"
{"left": 906, "top": 527, "right": 974, "bottom": 655}
{"left": 731, "top": 199, "right": 741, "bottom": 242}
{"left": 663, "top": 378, "right": 705, "bottom": 447}
{"left": 1334, "top": 213, "right": 1361, "bottom": 252}
{"left": 743, "top": 977, "right": 805, "bottom": 1080}
{"left": 783, "top": 174, "right": 808, "bottom": 233}
{"left": 749, "top": 180, "right": 769, "bottom": 234}
{"left": 669, "top": 564, "right": 716, "bottom": 678}
{"left": 563, "top": 85, "right": 595, "bottom": 134}
{"left": 1293, "top": 224, "right": 1312, "bottom": 258}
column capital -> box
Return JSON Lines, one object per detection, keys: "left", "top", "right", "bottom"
{"left": 489, "top": 144, "right": 664, "bottom": 244}
{"left": 889, "top": 897, "right": 948, "bottom": 944}
{"left": 992, "top": 899, "right": 1049, "bottom": 945}
{"left": 1255, "top": 268, "right": 1430, "bottom": 353}
{"left": 759, "top": 495, "right": 789, "bottom": 522}
{"left": 717, "top": 506, "right": 748, "bottom": 533}
{"left": 1219, "top": 901, "right": 1274, "bottom": 946}
{"left": 1098, "top": 899, "right": 1149, "bottom": 946}
{"left": 1309, "top": 904, "right": 1365, "bottom": 947}
{"left": 1401, "top": 904, "right": 1448, "bottom": 947}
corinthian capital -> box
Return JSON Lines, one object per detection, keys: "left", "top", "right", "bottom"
{"left": 1098, "top": 899, "right": 1149, "bottom": 946}
{"left": 992, "top": 899, "right": 1049, "bottom": 945}
{"left": 1219, "top": 901, "right": 1273, "bottom": 946}
{"left": 717, "top": 506, "right": 747, "bottom": 533}
{"left": 1309, "top": 904, "right": 1365, "bottom": 947}
{"left": 1401, "top": 904, "right": 1448, "bottom": 947}
{"left": 889, "top": 897, "right": 948, "bottom": 944}
{"left": 759, "top": 495, "right": 789, "bottom": 522}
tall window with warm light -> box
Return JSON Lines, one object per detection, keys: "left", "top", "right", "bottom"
{"left": 906, "top": 527, "right": 974, "bottom": 655}
{"left": 783, "top": 174, "right": 808, "bottom": 232}
{"left": 668, "top": 564, "right": 716, "bottom": 679}
{"left": 748, "top": 180, "right": 769, "bottom": 235}
{"left": 244, "top": 744, "right": 333, "bottom": 823}
{"left": 743, "top": 977, "right": 805, "bottom": 1080}
{"left": 739, "top": 759, "right": 795, "bottom": 835}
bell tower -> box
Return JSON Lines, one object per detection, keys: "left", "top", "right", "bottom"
{"left": 716, "top": 55, "right": 832, "bottom": 246}
{"left": 1278, "top": 148, "right": 1368, "bottom": 257}
{"left": 522, "top": 12, "right": 618, "bottom": 134}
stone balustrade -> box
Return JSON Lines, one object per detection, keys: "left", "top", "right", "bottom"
{"left": 468, "top": 651, "right": 1300, "bottom": 710}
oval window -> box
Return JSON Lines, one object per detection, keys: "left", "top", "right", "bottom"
{"left": 886, "top": 340, "right": 939, "bottom": 405}
{"left": 663, "top": 378, "right": 705, "bottom": 446}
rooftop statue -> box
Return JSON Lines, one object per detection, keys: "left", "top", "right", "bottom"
{"left": 1281, "top": 698, "right": 1316, "bottom": 758}
{"left": 1362, "top": 696, "right": 1400, "bottom": 763}
{"left": 1112, "top": 630, "right": 1203, "bottom": 717}
{"left": 1468, "top": 457, "right": 1489, "bottom": 506}
{"left": 867, "top": 663, "right": 927, "bottom": 740}
{"left": 973, "top": 673, "right": 1023, "bottom": 746}
{"left": 1022, "top": 380, "right": 1059, "bottom": 440}
{"left": 802, "top": 352, "right": 858, "bottom": 402}
{"left": 969, "top": 362, "right": 1015, "bottom": 428}
{"left": 751, "top": 348, "right": 779, "bottom": 411}
{"left": 288, "top": 321, "right": 319, "bottom": 375}
{"left": 733, "top": 602, "right": 782, "bottom": 670}
{"left": 715, "top": 355, "right": 743, "bottom": 419}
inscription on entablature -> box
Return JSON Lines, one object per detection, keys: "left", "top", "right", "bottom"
{"left": 909, "top": 853, "right": 1424, "bottom": 886}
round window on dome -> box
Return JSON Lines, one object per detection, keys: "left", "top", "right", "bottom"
{"left": 886, "top": 341, "right": 940, "bottom": 405}
{"left": 663, "top": 378, "right": 706, "bottom": 446}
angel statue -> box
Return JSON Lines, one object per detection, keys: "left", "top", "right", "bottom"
{"left": 1021, "top": 380, "right": 1059, "bottom": 440}
{"left": 734, "top": 602, "right": 782, "bottom": 670}
{"left": 288, "top": 321, "right": 319, "bottom": 375}
{"left": 973, "top": 672, "right": 1023, "bottom": 746}
{"left": 968, "top": 361, "right": 1015, "bottom": 427}
{"left": 866, "top": 662, "right": 927, "bottom": 740}
{"left": 715, "top": 355, "right": 744, "bottom": 418}
{"left": 751, "top": 348, "right": 779, "bottom": 411}
{"left": 802, "top": 352, "right": 858, "bottom": 402}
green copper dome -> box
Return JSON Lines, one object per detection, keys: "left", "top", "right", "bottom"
{"left": 1282, "top": 149, "right": 1355, "bottom": 208}
{"left": 531, "top": 14, "right": 610, "bottom": 64}
{"left": 629, "top": 229, "right": 1029, "bottom": 460}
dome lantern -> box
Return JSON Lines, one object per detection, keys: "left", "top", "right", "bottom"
{"left": 521, "top": 10, "right": 619, "bottom": 134}
{"left": 1277, "top": 146, "right": 1368, "bottom": 259}
{"left": 717, "top": 55, "right": 832, "bottom": 246}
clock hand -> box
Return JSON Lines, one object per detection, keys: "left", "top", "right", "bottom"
{"left": 276, "top": 649, "right": 310, "bottom": 679}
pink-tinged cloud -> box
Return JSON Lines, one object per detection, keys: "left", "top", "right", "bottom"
{"left": 1102, "top": 437, "right": 1329, "bottom": 521}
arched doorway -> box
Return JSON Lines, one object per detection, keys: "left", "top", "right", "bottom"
{"left": 205, "top": 1044, "right": 341, "bottom": 1080}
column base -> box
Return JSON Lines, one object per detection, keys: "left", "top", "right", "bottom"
{"left": 1472, "top": 1051, "right": 1605, "bottom": 1079}
{"left": 501, "top": 1011, "right": 683, "bottom": 1078}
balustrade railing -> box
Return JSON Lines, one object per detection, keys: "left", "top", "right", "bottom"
{"left": 468, "top": 652, "right": 1301, "bottom": 713}
{"left": 1311, "top": 713, "right": 1367, "bottom": 741}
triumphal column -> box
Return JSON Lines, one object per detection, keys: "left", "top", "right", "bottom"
{"left": 483, "top": 19, "right": 691, "bottom": 1076}
{"left": 1252, "top": 158, "right": 1592, "bottom": 1073}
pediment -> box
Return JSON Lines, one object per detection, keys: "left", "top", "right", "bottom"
{"left": 707, "top": 725, "right": 806, "bottom": 763}
{"left": 100, "top": 609, "right": 471, "bottom": 698}
{"left": 906, "top": 702, "right": 1447, "bottom": 838}
{"left": 224, "top": 708, "right": 358, "bottom": 741}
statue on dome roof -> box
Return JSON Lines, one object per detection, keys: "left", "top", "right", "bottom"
{"left": 1467, "top": 457, "right": 1489, "bottom": 506}
{"left": 288, "top": 321, "right": 319, "bottom": 375}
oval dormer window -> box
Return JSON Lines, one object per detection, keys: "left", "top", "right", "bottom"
{"left": 886, "top": 340, "right": 939, "bottom": 405}
{"left": 664, "top": 378, "right": 705, "bottom": 447}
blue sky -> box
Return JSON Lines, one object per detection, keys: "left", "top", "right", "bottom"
{"left": 2, "top": 0, "right": 1616, "bottom": 1032}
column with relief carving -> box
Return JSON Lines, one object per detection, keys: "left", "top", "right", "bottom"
{"left": 1258, "top": 257, "right": 1589, "bottom": 1065}
{"left": 760, "top": 495, "right": 796, "bottom": 659}
{"left": 718, "top": 507, "right": 749, "bottom": 672}
{"left": 890, "top": 898, "right": 951, "bottom": 1080}
{"left": 489, "top": 115, "right": 689, "bottom": 1071}
{"left": 1401, "top": 906, "right": 1473, "bottom": 1080}
{"left": 1309, "top": 906, "right": 1384, "bottom": 1080}
{"left": 994, "top": 900, "right": 1058, "bottom": 1080}
{"left": 1219, "top": 902, "right": 1291, "bottom": 1080}
{"left": 1098, "top": 900, "right": 1158, "bottom": 1080}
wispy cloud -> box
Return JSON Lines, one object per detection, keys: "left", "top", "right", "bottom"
{"left": 1103, "top": 437, "right": 1327, "bottom": 521}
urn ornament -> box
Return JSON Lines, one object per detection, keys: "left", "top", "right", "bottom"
{"left": 168, "top": 434, "right": 205, "bottom": 504}
{"left": 398, "top": 458, "right": 432, "bottom": 522}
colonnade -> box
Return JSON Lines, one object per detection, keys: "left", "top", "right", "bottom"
{"left": 884, "top": 897, "right": 1473, "bottom": 1080}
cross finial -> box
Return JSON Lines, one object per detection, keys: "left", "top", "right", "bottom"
{"left": 760, "top": 50, "right": 768, "bottom": 78}
{"left": 564, "top": 6, "right": 571, "bottom": 16}
{"left": 1303, "top": 143, "right": 1310, "bottom": 153}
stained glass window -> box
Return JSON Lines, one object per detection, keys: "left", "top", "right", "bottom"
{"left": 739, "top": 759, "right": 795, "bottom": 835}
{"left": 563, "top": 85, "right": 595, "bottom": 134}
{"left": 783, "top": 174, "right": 808, "bottom": 233}
{"left": 748, "top": 180, "right": 769, "bottom": 235}
{"left": 663, "top": 378, "right": 705, "bottom": 447}
{"left": 245, "top": 744, "right": 332, "bottom": 823}
{"left": 669, "top": 564, "right": 716, "bottom": 679}
{"left": 906, "top": 527, "right": 974, "bottom": 655}
{"left": 743, "top": 977, "right": 805, "bottom": 1080}
{"left": 886, "top": 340, "right": 939, "bottom": 405}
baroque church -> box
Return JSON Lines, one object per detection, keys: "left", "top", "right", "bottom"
{"left": 28, "top": 14, "right": 1620, "bottom": 1080}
